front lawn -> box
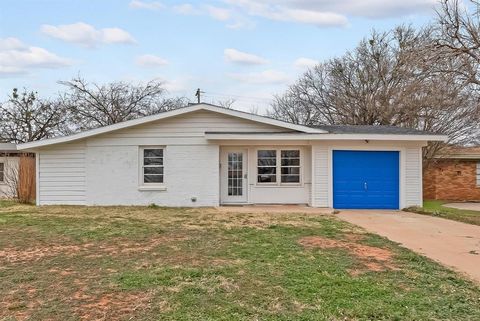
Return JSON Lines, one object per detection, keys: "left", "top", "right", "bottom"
{"left": 407, "top": 200, "right": 480, "bottom": 226}
{"left": 1, "top": 202, "right": 479, "bottom": 320}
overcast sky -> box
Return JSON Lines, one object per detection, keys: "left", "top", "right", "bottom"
{"left": 0, "top": 0, "right": 437, "bottom": 112}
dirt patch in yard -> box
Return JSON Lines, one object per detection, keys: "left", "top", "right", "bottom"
{"left": 0, "top": 235, "right": 190, "bottom": 264}
{"left": 298, "top": 236, "right": 398, "bottom": 275}
{"left": 73, "top": 290, "right": 153, "bottom": 320}
{"left": 1, "top": 285, "right": 43, "bottom": 321}
{"left": 0, "top": 244, "right": 87, "bottom": 263}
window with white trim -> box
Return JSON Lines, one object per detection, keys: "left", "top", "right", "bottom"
{"left": 257, "top": 150, "right": 277, "bottom": 183}
{"left": 281, "top": 150, "right": 300, "bottom": 183}
{"left": 142, "top": 148, "right": 164, "bottom": 184}
{"left": 0, "top": 162, "right": 4, "bottom": 183}
{"left": 257, "top": 149, "right": 301, "bottom": 184}
{"left": 477, "top": 162, "right": 480, "bottom": 187}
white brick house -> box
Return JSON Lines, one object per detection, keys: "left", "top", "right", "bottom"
{"left": 17, "top": 104, "right": 446, "bottom": 209}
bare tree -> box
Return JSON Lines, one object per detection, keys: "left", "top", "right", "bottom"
{"left": 270, "top": 63, "right": 336, "bottom": 126}
{"left": 0, "top": 88, "right": 69, "bottom": 143}
{"left": 216, "top": 98, "right": 236, "bottom": 109}
{"left": 248, "top": 105, "right": 260, "bottom": 115}
{"left": 435, "top": 0, "right": 480, "bottom": 87}
{"left": 59, "top": 77, "right": 187, "bottom": 131}
{"left": 269, "top": 25, "right": 480, "bottom": 157}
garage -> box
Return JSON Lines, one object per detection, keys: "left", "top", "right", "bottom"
{"left": 333, "top": 150, "right": 400, "bottom": 209}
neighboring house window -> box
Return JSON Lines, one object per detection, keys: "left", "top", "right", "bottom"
{"left": 257, "top": 150, "right": 277, "bottom": 183}
{"left": 477, "top": 162, "right": 480, "bottom": 187}
{"left": 281, "top": 150, "right": 300, "bottom": 183}
{"left": 0, "top": 162, "right": 4, "bottom": 183}
{"left": 257, "top": 149, "right": 301, "bottom": 184}
{"left": 142, "top": 148, "right": 164, "bottom": 184}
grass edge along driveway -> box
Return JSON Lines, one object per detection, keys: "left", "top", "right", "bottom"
{"left": 406, "top": 200, "right": 480, "bottom": 226}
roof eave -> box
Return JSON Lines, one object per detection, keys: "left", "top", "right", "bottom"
{"left": 205, "top": 133, "right": 448, "bottom": 142}
{"left": 0, "top": 143, "right": 18, "bottom": 153}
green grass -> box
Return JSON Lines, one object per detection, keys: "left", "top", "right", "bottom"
{"left": 406, "top": 200, "right": 480, "bottom": 226}
{"left": 0, "top": 201, "right": 479, "bottom": 320}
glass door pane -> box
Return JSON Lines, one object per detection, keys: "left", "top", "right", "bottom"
{"left": 228, "top": 152, "right": 243, "bottom": 196}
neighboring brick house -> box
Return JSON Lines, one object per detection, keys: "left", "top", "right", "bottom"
{"left": 423, "top": 146, "right": 480, "bottom": 201}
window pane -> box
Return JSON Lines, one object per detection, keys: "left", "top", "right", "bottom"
{"left": 144, "top": 174, "right": 163, "bottom": 183}
{"left": 0, "top": 172, "right": 3, "bottom": 182}
{"left": 258, "top": 167, "right": 276, "bottom": 175}
{"left": 258, "top": 158, "right": 276, "bottom": 166}
{"left": 144, "top": 149, "right": 163, "bottom": 157}
{"left": 258, "top": 174, "right": 276, "bottom": 183}
{"left": 144, "top": 167, "right": 164, "bottom": 175}
{"left": 280, "top": 150, "right": 300, "bottom": 183}
{"left": 258, "top": 150, "right": 277, "bottom": 183}
{"left": 281, "top": 175, "right": 300, "bottom": 183}
{"left": 281, "top": 167, "right": 300, "bottom": 175}
{"left": 144, "top": 157, "right": 163, "bottom": 165}
{"left": 258, "top": 150, "right": 276, "bottom": 158}
{"left": 281, "top": 150, "right": 300, "bottom": 158}
{"left": 228, "top": 152, "right": 244, "bottom": 195}
{"left": 0, "top": 163, "right": 4, "bottom": 171}
{"left": 281, "top": 158, "right": 300, "bottom": 166}
{"left": 142, "top": 148, "right": 164, "bottom": 184}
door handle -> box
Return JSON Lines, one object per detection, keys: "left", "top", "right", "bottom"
{"left": 364, "top": 182, "right": 368, "bottom": 190}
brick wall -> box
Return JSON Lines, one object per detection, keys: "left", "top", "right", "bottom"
{"left": 423, "top": 159, "right": 480, "bottom": 201}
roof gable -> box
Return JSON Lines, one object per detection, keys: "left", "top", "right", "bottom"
{"left": 17, "top": 104, "right": 325, "bottom": 150}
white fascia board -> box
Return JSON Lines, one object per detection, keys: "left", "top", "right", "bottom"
{"left": 0, "top": 143, "right": 17, "bottom": 151}
{"left": 205, "top": 133, "right": 449, "bottom": 142}
{"left": 17, "top": 104, "right": 323, "bottom": 150}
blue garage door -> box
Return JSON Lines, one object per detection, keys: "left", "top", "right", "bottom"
{"left": 333, "top": 150, "right": 399, "bottom": 209}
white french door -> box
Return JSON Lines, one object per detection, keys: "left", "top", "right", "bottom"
{"left": 220, "top": 148, "right": 248, "bottom": 204}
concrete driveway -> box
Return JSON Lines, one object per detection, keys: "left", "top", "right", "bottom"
{"left": 337, "top": 210, "right": 480, "bottom": 283}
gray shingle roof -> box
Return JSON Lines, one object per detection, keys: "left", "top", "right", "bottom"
{"left": 310, "top": 125, "right": 437, "bottom": 135}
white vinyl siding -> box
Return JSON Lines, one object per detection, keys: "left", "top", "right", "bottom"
{"left": 405, "top": 147, "right": 422, "bottom": 207}
{"left": 38, "top": 143, "right": 86, "bottom": 205}
{"left": 89, "top": 110, "right": 288, "bottom": 147}
{"left": 311, "top": 145, "right": 329, "bottom": 207}
{"left": 476, "top": 162, "right": 480, "bottom": 186}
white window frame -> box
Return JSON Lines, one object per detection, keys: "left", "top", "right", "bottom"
{"left": 256, "top": 149, "right": 278, "bottom": 184}
{"left": 476, "top": 161, "right": 480, "bottom": 187}
{"left": 256, "top": 148, "right": 302, "bottom": 186}
{"left": 138, "top": 146, "right": 166, "bottom": 190}
{"left": 280, "top": 150, "right": 301, "bottom": 184}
